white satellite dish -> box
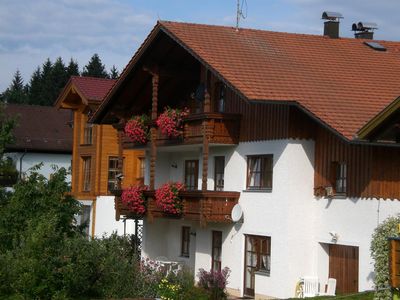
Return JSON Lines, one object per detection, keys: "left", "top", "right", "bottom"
{"left": 231, "top": 204, "right": 243, "bottom": 222}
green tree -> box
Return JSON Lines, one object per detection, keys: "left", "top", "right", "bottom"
{"left": 67, "top": 58, "right": 80, "bottom": 77}
{"left": 110, "top": 65, "right": 119, "bottom": 79}
{"left": 82, "top": 53, "right": 109, "bottom": 78}
{"left": 371, "top": 215, "right": 400, "bottom": 299}
{"left": 0, "top": 103, "right": 17, "bottom": 156}
{"left": 51, "top": 57, "right": 69, "bottom": 104}
{"left": 27, "top": 67, "right": 43, "bottom": 105}
{"left": 0, "top": 70, "right": 29, "bottom": 104}
{"left": 37, "top": 58, "right": 54, "bottom": 106}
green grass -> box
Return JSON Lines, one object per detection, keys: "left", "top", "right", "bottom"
{"left": 287, "top": 291, "right": 374, "bottom": 300}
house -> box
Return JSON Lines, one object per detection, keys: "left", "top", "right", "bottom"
{"left": 4, "top": 104, "right": 72, "bottom": 181}
{"left": 55, "top": 76, "right": 145, "bottom": 238}
{"left": 91, "top": 16, "right": 400, "bottom": 299}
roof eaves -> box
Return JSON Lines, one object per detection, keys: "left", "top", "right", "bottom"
{"left": 54, "top": 77, "right": 74, "bottom": 109}
{"left": 91, "top": 22, "right": 163, "bottom": 124}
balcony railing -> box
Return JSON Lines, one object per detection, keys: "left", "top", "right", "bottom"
{"left": 114, "top": 189, "right": 240, "bottom": 225}
{"left": 122, "top": 112, "right": 241, "bottom": 148}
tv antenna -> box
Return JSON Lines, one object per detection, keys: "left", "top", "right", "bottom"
{"left": 236, "top": 0, "right": 247, "bottom": 31}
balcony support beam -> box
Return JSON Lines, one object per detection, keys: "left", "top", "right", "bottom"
{"left": 201, "top": 90, "right": 211, "bottom": 191}
{"left": 150, "top": 72, "right": 159, "bottom": 190}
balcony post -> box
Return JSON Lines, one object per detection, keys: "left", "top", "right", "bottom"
{"left": 150, "top": 72, "right": 159, "bottom": 190}
{"left": 201, "top": 90, "right": 210, "bottom": 191}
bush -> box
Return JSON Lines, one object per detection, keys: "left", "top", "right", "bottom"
{"left": 370, "top": 215, "right": 400, "bottom": 300}
{"left": 197, "top": 267, "right": 231, "bottom": 300}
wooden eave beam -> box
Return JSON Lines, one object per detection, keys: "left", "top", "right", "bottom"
{"left": 357, "top": 95, "right": 400, "bottom": 139}
{"left": 143, "top": 64, "right": 197, "bottom": 81}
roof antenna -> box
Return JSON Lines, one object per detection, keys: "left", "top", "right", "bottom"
{"left": 236, "top": 0, "right": 247, "bottom": 31}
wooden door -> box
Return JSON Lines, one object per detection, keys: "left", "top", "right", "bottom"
{"left": 329, "top": 244, "right": 359, "bottom": 294}
{"left": 184, "top": 160, "right": 199, "bottom": 190}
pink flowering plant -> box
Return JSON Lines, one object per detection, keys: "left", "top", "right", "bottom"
{"left": 121, "top": 185, "right": 148, "bottom": 216}
{"left": 156, "top": 107, "right": 189, "bottom": 138}
{"left": 124, "top": 114, "right": 150, "bottom": 144}
{"left": 155, "top": 182, "right": 185, "bottom": 215}
{"left": 197, "top": 267, "right": 231, "bottom": 300}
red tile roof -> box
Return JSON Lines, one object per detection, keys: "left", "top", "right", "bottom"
{"left": 96, "top": 21, "right": 400, "bottom": 140}
{"left": 4, "top": 104, "right": 72, "bottom": 153}
{"left": 70, "top": 76, "right": 116, "bottom": 103}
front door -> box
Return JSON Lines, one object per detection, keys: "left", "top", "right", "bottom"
{"left": 329, "top": 244, "right": 359, "bottom": 294}
{"left": 244, "top": 235, "right": 271, "bottom": 297}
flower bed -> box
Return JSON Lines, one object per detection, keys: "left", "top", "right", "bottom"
{"left": 124, "top": 114, "right": 149, "bottom": 144}
{"left": 154, "top": 182, "right": 185, "bottom": 215}
{"left": 121, "top": 185, "right": 148, "bottom": 216}
{"left": 156, "top": 107, "right": 189, "bottom": 138}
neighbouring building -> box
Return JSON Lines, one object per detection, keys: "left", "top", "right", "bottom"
{"left": 4, "top": 104, "right": 72, "bottom": 181}
{"left": 55, "top": 76, "right": 145, "bottom": 238}
{"left": 91, "top": 16, "right": 400, "bottom": 299}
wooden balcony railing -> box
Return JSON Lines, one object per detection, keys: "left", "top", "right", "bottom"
{"left": 114, "top": 189, "right": 241, "bottom": 226}
{"left": 122, "top": 112, "right": 241, "bottom": 149}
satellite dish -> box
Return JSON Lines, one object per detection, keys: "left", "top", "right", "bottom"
{"left": 231, "top": 204, "right": 243, "bottom": 222}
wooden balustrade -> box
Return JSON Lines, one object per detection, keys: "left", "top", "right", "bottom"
{"left": 114, "top": 189, "right": 240, "bottom": 225}
{"left": 122, "top": 112, "right": 241, "bottom": 149}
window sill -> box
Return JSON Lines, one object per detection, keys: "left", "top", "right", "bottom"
{"left": 179, "top": 255, "right": 190, "bottom": 259}
{"left": 331, "top": 193, "right": 347, "bottom": 199}
{"left": 80, "top": 143, "right": 93, "bottom": 146}
{"left": 243, "top": 188, "right": 272, "bottom": 193}
{"left": 255, "top": 270, "right": 270, "bottom": 277}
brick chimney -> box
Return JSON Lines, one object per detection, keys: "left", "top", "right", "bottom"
{"left": 352, "top": 22, "right": 377, "bottom": 40}
{"left": 322, "top": 11, "right": 343, "bottom": 39}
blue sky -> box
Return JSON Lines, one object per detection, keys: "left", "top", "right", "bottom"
{"left": 1, "top": 0, "right": 400, "bottom": 92}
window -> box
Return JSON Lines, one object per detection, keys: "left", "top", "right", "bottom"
{"left": 83, "top": 123, "right": 93, "bottom": 145}
{"left": 181, "top": 226, "right": 190, "bottom": 257}
{"left": 137, "top": 157, "right": 145, "bottom": 185}
{"left": 244, "top": 235, "right": 271, "bottom": 296}
{"left": 212, "top": 231, "right": 222, "bottom": 271}
{"left": 76, "top": 204, "right": 91, "bottom": 237}
{"left": 246, "top": 155, "right": 273, "bottom": 190}
{"left": 82, "top": 156, "right": 91, "bottom": 192}
{"left": 214, "top": 156, "right": 225, "bottom": 191}
{"left": 108, "top": 157, "right": 120, "bottom": 192}
{"left": 185, "top": 160, "right": 199, "bottom": 190}
{"left": 215, "top": 82, "right": 226, "bottom": 112}
{"left": 332, "top": 162, "right": 347, "bottom": 195}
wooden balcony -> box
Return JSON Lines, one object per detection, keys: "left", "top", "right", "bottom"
{"left": 114, "top": 189, "right": 241, "bottom": 226}
{"left": 122, "top": 112, "right": 241, "bottom": 149}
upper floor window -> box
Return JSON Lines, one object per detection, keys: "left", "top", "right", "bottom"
{"left": 108, "top": 157, "right": 120, "bottom": 192}
{"left": 82, "top": 156, "right": 91, "bottom": 192}
{"left": 246, "top": 155, "right": 273, "bottom": 190}
{"left": 83, "top": 123, "right": 93, "bottom": 145}
{"left": 215, "top": 83, "right": 226, "bottom": 113}
{"left": 332, "top": 161, "right": 347, "bottom": 195}
{"left": 137, "top": 157, "right": 145, "bottom": 185}
{"left": 214, "top": 156, "right": 225, "bottom": 191}
{"left": 185, "top": 160, "right": 199, "bottom": 190}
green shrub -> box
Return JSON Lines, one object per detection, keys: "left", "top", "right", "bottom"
{"left": 370, "top": 215, "right": 400, "bottom": 300}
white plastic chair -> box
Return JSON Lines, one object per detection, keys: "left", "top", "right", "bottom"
{"left": 303, "top": 276, "right": 319, "bottom": 298}
{"left": 319, "top": 278, "right": 336, "bottom": 296}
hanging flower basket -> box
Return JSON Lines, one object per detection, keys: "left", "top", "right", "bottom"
{"left": 155, "top": 182, "right": 185, "bottom": 215}
{"left": 124, "top": 114, "right": 150, "bottom": 144}
{"left": 121, "top": 185, "right": 148, "bottom": 216}
{"left": 156, "top": 107, "right": 189, "bottom": 138}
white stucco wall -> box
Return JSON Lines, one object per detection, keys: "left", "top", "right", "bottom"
{"left": 141, "top": 139, "right": 400, "bottom": 299}
{"left": 6, "top": 152, "right": 71, "bottom": 181}
{"left": 94, "top": 195, "right": 136, "bottom": 237}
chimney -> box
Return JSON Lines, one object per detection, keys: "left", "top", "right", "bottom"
{"left": 322, "top": 11, "right": 343, "bottom": 38}
{"left": 352, "top": 22, "right": 377, "bottom": 40}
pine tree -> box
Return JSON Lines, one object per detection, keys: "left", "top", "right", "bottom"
{"left": 109, "top": 65, "right": 119, "bottom": 79}
{"left": 38, "top": 58, "right": 54, "bottom": 106}
{"left": 0, "top": 70, "right": 28, "bottom": 104}
{"left": 27, "top": 67, "right": 43, "bottom": 105}
{"left": 67, "top": 58, "right": 80, "bottom": 78}
{"left": 82, "top": 54, "right": 109, "bottom": 78}
{"left": 51, "top": 57, "right": 68, "bottom": 104}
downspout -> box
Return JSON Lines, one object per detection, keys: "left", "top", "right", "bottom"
{"left": 19, "top": 149, "right": 27, "bottom": 181}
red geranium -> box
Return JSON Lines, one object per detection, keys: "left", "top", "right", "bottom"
{"left": 155, "top": 182, "right": 185, "bottom": 215}
{"left": 124, "top": 115, "right": 149, "bottom": 144}
{"left": 156, "top": 107, "right": 189, "bottom": 138}
{"left": 121, "top": 185, "right": 148, "bottom": 215}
